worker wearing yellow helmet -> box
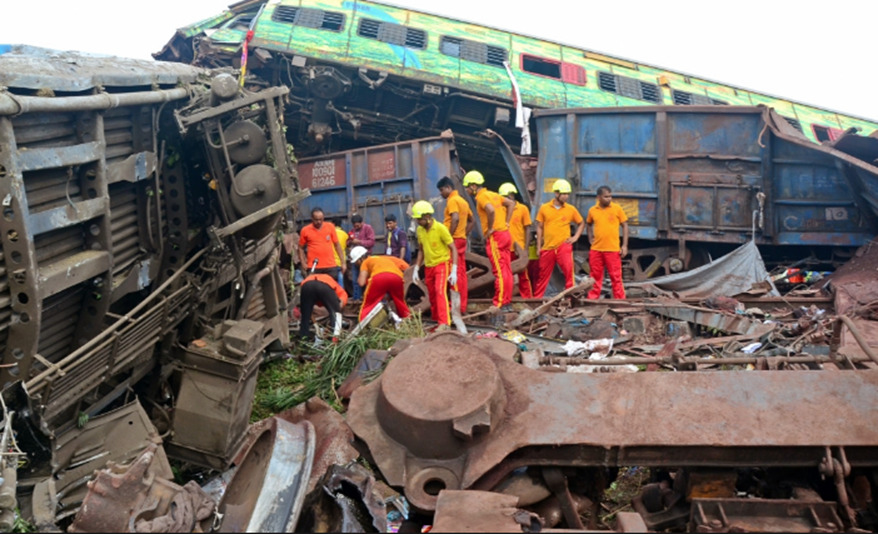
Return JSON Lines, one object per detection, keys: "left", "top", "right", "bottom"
{"left": 498, "top": 182, "right": 533, "bottom": 298}
{"left": 437, "top": 176, "right": 474, "bottom": 316}
{"left": 534, "top": 178, "right": 585, "bottom": 297}
{"left": 411, "top": 200, "right": 458, "bottom": 327}
{"left": 463, "top": 170, "right": 515, "bottom": 309}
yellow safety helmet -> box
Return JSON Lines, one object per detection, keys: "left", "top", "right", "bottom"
{"left": 462, "top": 170, "right": 485, "bottom": 186}
{"left": 498, "top": 182, "right": 518, "bottom": 197}
{"left": 411, "top": 200, "right": 435, "bottom": 218}
{"left": 552, "top": 178, "right": 573, "bottom": 194}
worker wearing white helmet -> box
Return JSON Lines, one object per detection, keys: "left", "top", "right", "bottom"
{"left": 351, "top": 245, "right": 410, "bottom": 322}
{"left": 534, "top": 178, "right": 585, "bottom": 297}
{"left": 463, "top": 170, "right": 515, "bottom": 309}
{"left": 411, "top": 200, "right": 458, "bottom": 327}
{"left": 498, "top": 182, "right": 533, "bottom": 299}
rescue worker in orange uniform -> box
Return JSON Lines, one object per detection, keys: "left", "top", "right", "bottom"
{"left": 463, "top": 171, "right": 515, "bottom": 309}
{"left": 412, "top": 200, "right": 458, "bottom": 327}
{"left": 298, "top": 273, "right": 347, "bottom": 341}
{"left": 535, "top": 179, "right": 585, "bottom": 297}
{"left": 586, "top": 185, "right": 629, "bottom": 299}
{"left": 351, "top": 245, "right": 411, "bottom": 321}
{"left": 437, "top": 176, "right": 474, "bottom": 315}
{"left": 498, "top": 182, "right": 533, "bottom": 298}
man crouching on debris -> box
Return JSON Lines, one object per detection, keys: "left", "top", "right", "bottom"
{"left": 351, "top": 245, "right": 411, "bottom": 322}
{"left": 299, "top": 273, "right": 347, "bottom": 341}
{"left": 412, "top": 200, "right": 458, "bottom": 329}
{"left": 586, "top": 185, "right": 628, "bottom": 299}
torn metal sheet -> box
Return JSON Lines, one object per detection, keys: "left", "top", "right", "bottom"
{"left": 347, "top": 332, "right": 878, "bottom": 512}
{"left": 646, "top": 302, "right": 775, "bottom": 336}
{"left": 36, "top": 400, "right": 171, "bottom": 524}
{"left": 629, "top": 240, "right": 779, "bottom": 299}
{"left": 68, "top": 443, "right": 215, "bottom": 533}
{"left": 218, "top": 418, "right": 314, "bottom": 533}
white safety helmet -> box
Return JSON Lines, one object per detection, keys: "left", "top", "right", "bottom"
{"left": 350, "top": 246, "right": 368, "bottom": 263}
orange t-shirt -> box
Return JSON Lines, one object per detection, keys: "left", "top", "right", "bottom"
{"left": 443, "top": 190, "right": 472, "bottom": 240}
{"left": 537, "top": 201, "right": 584, "bottom": 251}
{"left": 586, "top": 202, "right": 628, "bottom": 252}
{"left": 361, "top": 255, "right": 409, "bottom": 279}
{"left": 475, "top": 188, "right": 508, "bottom": 234}
{"left": 302, "top": 273, "right": 348, "bottom": 307}
{"left": 299, "top": 222, "right": 339, "bottom": 269}
{"left": 509, "top": 202, "right": 532, "bottom": 250}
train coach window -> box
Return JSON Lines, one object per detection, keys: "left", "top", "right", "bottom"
{"left": 521, "top": 54, "right": 586, "bottom": 85}
{"left": 358, "top": 18, "right": 427, "bottom": 49}
{"left": 440, "top": 36, "right": 507, "bottom": 67}
{"left": 782, "top": 116, "right": 804, "bottom": 132}
{"left": 272, "top": 6, "right": 345, "bottom": 31}
{"left": 672, "top": 89, "right": 715, "bottom": 106}
{"left": 598, "top": 71, "right": 659, "bottom": 103}
{"left": 813, "top": 124, "right": 844, "bottom": 142}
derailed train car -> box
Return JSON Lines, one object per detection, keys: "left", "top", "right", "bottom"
{"left": 0, "top": 46, "right": 302, "bottom": 523}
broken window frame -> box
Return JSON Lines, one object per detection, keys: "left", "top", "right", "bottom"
{"left": 597, "top": 71, "right": 660, "bottom": 103}
{"left": 357, "top": 18, "right": 427, "bottom": 49}
{"left": 520, "top": 54, "right": 586, "bottom": 86}
{"left": 271, "top": 6, "right": 346, "bottom": 32}
{"left": 439, "top": 36, "right": 507, "bottom": 68}
{"left": 812, "top": 124, "right": 844, "bottom": 142}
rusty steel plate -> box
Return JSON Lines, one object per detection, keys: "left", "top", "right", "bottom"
{"left": 348, "top": 332, "right": 878, "bottom": 511}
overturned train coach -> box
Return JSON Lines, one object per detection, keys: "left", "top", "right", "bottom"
{"left": 0, "top": 47, "right": 303, "bottom": 477}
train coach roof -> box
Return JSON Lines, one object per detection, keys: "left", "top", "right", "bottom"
{"left": 0, "top": 45, "right": 206, "bottom": 92}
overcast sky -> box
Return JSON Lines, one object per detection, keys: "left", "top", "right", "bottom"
{"left": 3, "top": 0, "right": 876, "bottom": 121}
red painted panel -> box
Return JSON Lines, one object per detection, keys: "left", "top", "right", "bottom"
{"left": 368, "top": 150, "right": 396, "bottom": 182}
{"left": 299, "top": 157, "right": 346, "bottom": 189}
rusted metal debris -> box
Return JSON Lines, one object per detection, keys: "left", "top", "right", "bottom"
{"left": 69, "top": 444, "right": 215, "bottom": 533}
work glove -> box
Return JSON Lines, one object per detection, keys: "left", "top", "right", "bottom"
{"left": 447, "top": 267, "right": 458, "bottom": 287}
{"left": 412, "top": 267, "right": 420, "bottom": 283}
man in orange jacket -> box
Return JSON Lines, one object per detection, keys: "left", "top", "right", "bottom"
{"left": 351, "top": 246, "right": 411, "bottom": 321}
{"left": 437, "top": 176, "right": 473, "bottom": 315}
{"left": 586, "top": 185, "right": 629, "bottom": 299}
{"left": 463, "top": 170, "right": 515, "bottom": 309}
{"left": 499, "top": 182, "right": 533, "bottom": 298}
{"left": 535, "top": 179, "right": 585, "bottom": 297}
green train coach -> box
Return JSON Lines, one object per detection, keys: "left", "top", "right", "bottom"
{"left": 157, "top": 0, "right": 878, "bottom": 163}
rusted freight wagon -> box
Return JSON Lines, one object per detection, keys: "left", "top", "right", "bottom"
{"left": 297, "top": 131, "right": 471, "bottom": 248}
{"left": 532, "top": 106, "right": 878, "bottom": 278}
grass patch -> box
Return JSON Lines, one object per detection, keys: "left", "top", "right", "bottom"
{"left": 253, "top": 315, "right": 426, "bottom": 419}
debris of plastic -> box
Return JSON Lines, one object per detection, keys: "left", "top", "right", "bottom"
{"left": 201, "top": 465, "right": 238, "bottom": 504}
{"left": 741, "top": 342, "right": 763, "bottom": 354}
{"left": 501, "top": 330, "right": 527, "bottom": 344}
{"left": 560, "top": 338, "right": 614, "bottom": 358}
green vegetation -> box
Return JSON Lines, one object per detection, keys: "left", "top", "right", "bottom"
{"left": 253, "top": 316, "right": 426, "bottom": 419}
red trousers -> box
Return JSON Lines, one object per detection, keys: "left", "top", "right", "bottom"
{"left": 359, "top": 272, "right": 410, "bottom": 321}
{"left": 425, "top": 262, "right": 451, "bottom": 325}
{"left": 535, "top": 242, "right": 574, "bottom": 298}
{"left": 527, "top": 259, "right": 541, "bottom": 295}
{"left": 453, "top": 238, "right": 468, "bottom": 315}
{"left": 487, "top": 230, "right": 513, "bottom": 307}
{"left": 514, "top": 250, "right": 533, "bottom": 298}
{"left": 587, "top": 250, "right": 625, "bottom": 299}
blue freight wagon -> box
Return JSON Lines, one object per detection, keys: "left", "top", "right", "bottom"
{"left": 532, "top": 106, "right": 878, "bottom": 278}
{"left": 296, "top": 132, "right": 477, "bottom": 253}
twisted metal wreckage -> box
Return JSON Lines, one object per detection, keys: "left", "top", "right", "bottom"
{"left": 0, "top": 46, "right": 878, "bottom": 532}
